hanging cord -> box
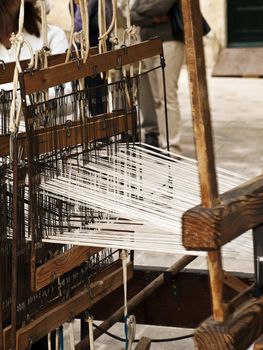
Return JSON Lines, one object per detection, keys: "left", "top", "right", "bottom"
{"left": 120, "top": 0, "right": 138, "bottom": 107}
{"left": 69, "top": 321, "right": 75, "bottom": 350}
{"left": 109, "top": 0, "right": 119, "bottom": 46}
{"left": 9, "top": 0, "right": 34, "bottom": 135}
{"left": 40, "top": 0, "right": 51, "bottom": 68}
{"left": 39, "top": 0, "right": 51, "bottom": 104}
{"left": 87, "top": 315, "right": 95, "bottom": 350}
{"left": 92, "top": 322, "right": 194, "bottom": 343}
{"left": 122, "top": 0, "right": 137, "bottom": 47}
{"left": 79, "top": 0, "right": 90, "bottom": 63}
{"left": 98, "top": 0, "right": 118, "bottom": 52}
{"left": 55, "top": 327, "right": 60, "bottom": 350}
{"left": 47, "top": 332, "right": 52, "bottom": 350}
{"left": 98, "top": 0, "right": 107, "bottom": 54}
{"left": 66, "top": 0, "right": 76, "bottom": 62}
{"left": 121, "top": 249, "right": 136, "bottom": 350}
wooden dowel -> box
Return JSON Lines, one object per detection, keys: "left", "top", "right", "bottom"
{"left": 75, "top": 255, "right": 196, "bottom": 350}
{"left": 181, "top": 0, "right": 225, "bottom": 322}
{"left": 135, "top": 337, "right": 151, "bottom": 350}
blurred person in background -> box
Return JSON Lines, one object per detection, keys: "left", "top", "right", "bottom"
{"left": 131, "top": 0, "right": 185, "bottom": 154}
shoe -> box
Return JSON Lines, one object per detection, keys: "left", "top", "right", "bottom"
{"left": 145, "top": 132, "right": 159, "bottom": 147}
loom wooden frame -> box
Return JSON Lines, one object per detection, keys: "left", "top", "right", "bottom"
{"left": 181, "top": 0, "right": 263, "bottom": 348}
{"left": 16, "top": 38, "right": 163, "bottom": 293}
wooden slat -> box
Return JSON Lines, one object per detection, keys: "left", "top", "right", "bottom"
{"left": 20, "top": 39, "right": 163, "bottom": 94}
{"left": 35, "top": 246, "right": 103, "bottom": 291}
{"left": 183, "top": 173, "right": 263, "bottom": 250}
{"left": 0, "top": 48, "right": 98, "bottom": 85}
{"left": 224, "top": 273, "right": 249, "bottom": 293}
{"left": 253, "top": 225, "right": 263, "bottom": 289}
{"left": 3, "top": 327, "right": 11, "bottom": 350}
{"left": 0, "top": 111, "right": 133, "bottom": 157}
{"left": 254, "top": 335, "right": 263, "bottom": 350}
{"left": 135, "top": 337, "right": 151, "bottom": 350}
{"left": 212, "top": 48, "right": 263, "bottom": 78}
{"left": 195, "top": 293, "right": 263, "bottom": 350}
{"left": 4, "top": 262, "right": 133, "bottom": 350}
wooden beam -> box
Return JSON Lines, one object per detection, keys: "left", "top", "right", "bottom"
{"left": 0, "top": 111, "right": 133, "bottom": 157}
{"left": 195, "top": 293, "right": 263, "bottom": 350}
{"left": 20, "top": 39, "right": 163, "bottom": 94}
{"left": 4, "top": 262, "right": 133, "bottom": 350}
{"left": 224, "top": 272, "right": 250, "bottom": 293}
{"left": 135, "top": 337, "right": 151, "bottom": 350}
{"left": 34, "top": 246, "right": 103, "bottom": 291}
{"left": 0, "top": 48, "right": 98, "bottom": 85}
{"left": 253, "top": 224, "right": 263, "bottom": 289}
{"left": 254, "top": 335, "right": 263, "bottom": 350}
{"left": 183, "top": 174, "right": 263, "bottom": 251}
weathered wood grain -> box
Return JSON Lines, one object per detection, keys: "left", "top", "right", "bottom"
{"left": 0, "top": 48, "right": 98, "bottom": 85}
{"left": 20, "top": 39, "right": 163, "bottom": 94}
{"left": 0, "top": 111, "right": 133, "bottom": 157}
{"left": 183, "top": 174, "right": 263, "bottom": 250}
{"left": 135, "top": 337, "right": 151, "bottom": 350}
{"left": 224, "top": 272, "right": 249, "bottom": 293}
{"left": 35, "top": 246, "right": 103, "bottom": 291}
{"left": 254, "top": 335, "right": 263, "bottom": 350}
{"left": 195, "top": 294, "right": 263, "bottom": 350}
{"left": 4, "top": 262, "right": 133, "bottom": 350}
{"left": 181, "top": 0, "right": 225, "bottom": 322}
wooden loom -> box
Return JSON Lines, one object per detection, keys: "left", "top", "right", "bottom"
{"left": 1, "top": 1, "right": 263, "bottom": 350}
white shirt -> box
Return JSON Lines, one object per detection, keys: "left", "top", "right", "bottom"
{"left": 0, "top": 25, "right": 69, "bottom": 132}
{"left": 0, "top": 24, "right": 68, "bottom": 91}
{"left": 0, "top": 24, "right": 68, "bottom": 63}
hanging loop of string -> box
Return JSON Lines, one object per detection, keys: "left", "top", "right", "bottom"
{"left": 39, "top": 0, "right": 51, "bottom": 68}
{"left": 9, "top": 0, "right": 34, "bottom": 136}
{"left": 98, "top": 0, "right": 118, "bottom": 51}
{"left": 66, "top": 0, "right": 76, "bottom": 62}
{"left": 69, "top": 321, "right": 75, "bottom": 350}
{"left": 87, "top": 315, "right": 95, "bottom": 350}
{"left": 122, "top": 0, "right": 137, "bottom": 46}
{"left": 79, "top": 0, "right": 90, "bottom": 63}
{"left": 121, "top": 249, "right": 136, "bottom": 350}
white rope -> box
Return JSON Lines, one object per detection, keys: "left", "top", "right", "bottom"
{"left": 40, "top": 144, "right": 253, "bottom": 260}
{"left": 69, "top": 321, "right": 75, "bottom": 350}
{"left": 127, "top": 315, "right": 136, "bottom": 350}
{"left": 79, "top": 0, "right": 90, "bottom": 63}
{"left": 88, "top": 315, "right": 95, "bottom": 350}
{"left": 47, "top": 332, "right": 52, "bottom": 350}
{"left": 9, "top": 0, "right": 34, "bottom": 134}
{"left": 98, "top": 0, "right": 118, "bottom": 50}
{"left": 122, "top": 0, "right": 137, "bottom": 47}
{"left": 121, "top": 249, "right": 129, "bottom": 318}
{"left": 109, "top": 0, "right": 119, "bottom": 46}
{"left": 55, "top": 328, "right": 59, "bottom": 350}
{"left": 66, "top": 0, "right": 76, "bottom": 63}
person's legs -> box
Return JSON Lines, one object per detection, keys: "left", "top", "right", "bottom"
{"left": 139, "top": 65, "right": 159, "bottom": 146}
{"left": 151, "top": 40, "right": 185, "bottom": 152}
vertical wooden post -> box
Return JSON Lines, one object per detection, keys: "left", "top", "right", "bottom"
{"left": 181, "top": 0, "right": 226, "bottom": 321}
{"left": 253, "top": 224, "right": 263, "bottom": 291}
{"left": 11, "top": 138, "right": 18, "bottom": 350}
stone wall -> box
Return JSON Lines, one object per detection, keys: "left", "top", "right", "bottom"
{"left": 200, "top": 0, "right": 226, "bottom": 66}
{"left": 47, "top": 0, "right": 226, "bottom": 67}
